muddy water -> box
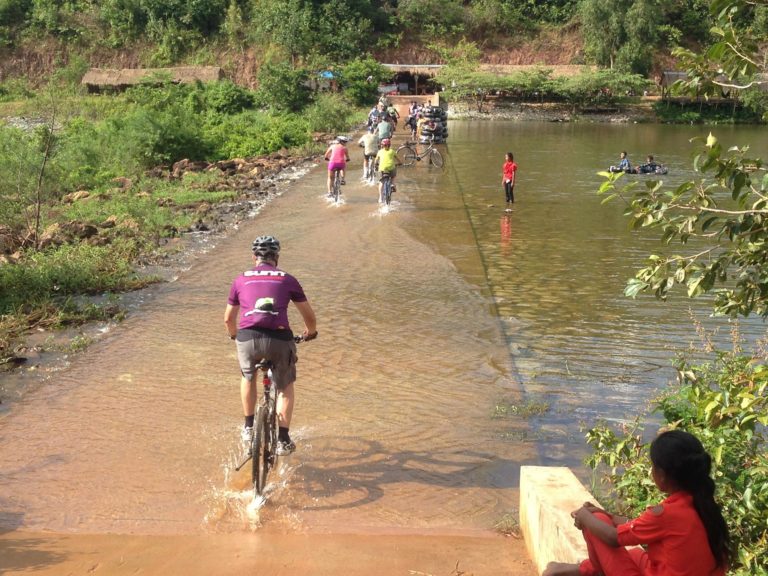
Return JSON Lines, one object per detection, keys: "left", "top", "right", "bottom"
{"left": 1, "top": 121, "right": 766, "bottom": 536}
{"left": 0, "top": 143, "right": 529, "bottom": 536}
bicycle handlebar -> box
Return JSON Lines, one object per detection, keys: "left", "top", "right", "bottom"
{"left": 295, "top": 330, "right": 318, "bottom": 343}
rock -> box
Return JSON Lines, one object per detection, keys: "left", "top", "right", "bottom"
{"left": 68, "top": 221, "right": 98, "bottom": 239}
{"left": 62, "top": 190, "right": 90, "bottom": 203}
{"left": 189, "top": 219, "right": 210, "bottom": 232}
{"left": 99, "top": 215, "right": 118, "bottom": 228}
{"left": 112, "top": 177, "right": 133, "bottom": 190}
{"left": 38, "top": 223, "right": 63, "bottom": 249}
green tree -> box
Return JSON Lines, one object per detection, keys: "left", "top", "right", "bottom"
{"left": 580, "top": 0, "right": 625, "bottom": 69}
{"left": 256, "top": 61, "right": 312, "bottom": 112}
{"left": 580, "top": 0, "right": 662, "bottom": 74}
{"left": 615, "top": 0, "right": 661, "bottom": 75}
{"left": 598, "top": 0, "right": 768, "bottom": 317}
{"left": 339, "top": 56, "right": 387, "bottom": 106}
{"left": 252, "top": 0, "right": 313, "bottom": 65}
{"left": 396, "top": 0, "right": 464, "bottom": 38}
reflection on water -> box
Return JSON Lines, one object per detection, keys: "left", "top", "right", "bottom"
{"left": 1, "top": 121, "right": 766, "bottom": 536}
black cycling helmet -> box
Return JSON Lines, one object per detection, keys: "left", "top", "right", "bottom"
{"left": 252, "top": 235, "right": 281, "bottom": 258}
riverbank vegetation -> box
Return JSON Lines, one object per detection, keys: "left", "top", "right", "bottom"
{"left": 587, "top": 2, "right": 768, "bottom": 572}
{"left": 0, "top": 64, "right": 376, "bottom": 366}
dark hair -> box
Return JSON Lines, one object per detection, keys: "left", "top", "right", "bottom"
{"left": 650, "top": 430, "right": 730, "bottom": 568}
{"left": 506, "top": 152, "right": 514, "bottom": 161}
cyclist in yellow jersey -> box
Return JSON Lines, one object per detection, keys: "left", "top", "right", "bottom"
{"left": 374, "top": 138, "right": 400, "bottom": 204}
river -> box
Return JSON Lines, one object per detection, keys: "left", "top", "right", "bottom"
{"left": 0, "top": 120, "right": 766, "bottom": 537}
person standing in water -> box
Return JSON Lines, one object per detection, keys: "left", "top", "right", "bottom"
{"left": 502, "top": 152, "right": 518, "bottom": 210}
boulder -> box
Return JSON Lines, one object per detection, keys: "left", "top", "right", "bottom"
{"left": 112, "top": 177, "right": 133, "bottom": 190}
{"left": 62, "top": 190, "right": 90, "bottom": 203}
{"left": 99, "top": 215, "right": 118, "bottom": 229}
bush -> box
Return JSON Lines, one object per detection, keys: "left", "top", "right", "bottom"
{"left": 256, "top": 62, "right": 312, "bottom": 112}
{"left": 0, "top": 243, "right": 142, "bottom": 313}
{"left": 304, "top": 92, "right": 357, "bottom": 133}
{"left": 203, "top": 80, "right": 256, "bottom": 115}
{"left": 585, "top": 344, "right": 768, "bottom": 576}
{"left": 339, "top": 56, "right": 387, "bottom": 106}
{"left": 203, "top": 110, "right": 310, "bottom": 159}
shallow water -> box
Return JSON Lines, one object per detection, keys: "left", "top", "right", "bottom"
{"left": 1, "top": 121, "right": 766, "bottom": 535}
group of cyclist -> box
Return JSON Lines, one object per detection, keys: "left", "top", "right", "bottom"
{"left": 324, "top": 112, "right": 403, "bottom": 205}
{"left": 227, "top": 98, "right": 411, "bottom": 460}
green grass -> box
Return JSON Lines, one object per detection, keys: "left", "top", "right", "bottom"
{"left": 493, "top": 398, "right": 550, "bottom": 419}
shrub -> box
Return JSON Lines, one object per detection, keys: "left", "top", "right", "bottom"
{"left": 203, "top": 110, "right": 310, "bottom": 159}
{"left": 339, "top": 56, "right": 387, "bottom": 106}
{"left": 202, "top": 80, "right": 256, "bottom": 115}
{"left": 585, "top": 343, "right": 768, "bottom": 576}
{"left": 0, "top": 243, "right": 143, "bottom": 313}
{"left": 304, "top": 92, "right": 355, "bottom": 133}
{"left": 256, "top": 62, "right": 312, "bottom": 112}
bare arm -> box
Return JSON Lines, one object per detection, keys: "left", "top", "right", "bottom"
{"left": 293, "top": 299, "right": 317, "bottom": 339}
{"left": 224, "top": 303, "right": 239, "bottom": 339}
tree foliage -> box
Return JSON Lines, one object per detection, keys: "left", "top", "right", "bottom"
{"left": 598, "top": 0, "right": 768, "bottom": 317}
{"left": 598, "top": 134, "right": 768, "bottom": 317}
{"left": 580, "top": 0, "right": 662, "bottom": 75}
{"left": 339, "top": 56, "right": 387, "bottom": 106}
{"left": 673, "top": 0, "right": 768, "bottom": 101}
{"left": 585, "top": 346, "right": 768, "bottom": 576}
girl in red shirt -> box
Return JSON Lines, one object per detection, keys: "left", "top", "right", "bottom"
{"left": 544, "top": 430, "right": 730, "bottom": 576}
{"left": 502, "top": 152, "right": 517, "bottom": 209}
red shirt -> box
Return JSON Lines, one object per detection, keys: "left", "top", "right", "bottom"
{"left": 616, "top": 491, "right": 724, "bottom": 576}
{"left": 503, "top": 161, "right": 517, "bottom": 182}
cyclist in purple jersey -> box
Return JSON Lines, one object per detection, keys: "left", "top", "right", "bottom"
{"left": 224, "top": 235, "right": 317, "bottom": 455}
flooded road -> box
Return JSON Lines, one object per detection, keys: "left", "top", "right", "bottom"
{"left": 0, "top": 140, "right": 530, "bottom": 535}
{"left": 1, "top": 120, "right": 766, "bottom": 537}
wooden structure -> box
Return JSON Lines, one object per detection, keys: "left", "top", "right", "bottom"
{"left": 660, "top": 71, "right": 689, "bottom": 99}
{"left": 81, "top": 66, "right": 224, "bottom": 92}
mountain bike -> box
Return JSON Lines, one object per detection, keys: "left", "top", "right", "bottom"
{"left": 235, "top": 335, "right": 307, "bottom": 497}
{"left": 363, "top": 155, "right": 377, "bottom": 184}
{"left": 380, "top": 171, "right": 394, "bottom": 206}
{"left": 395, "top": 135, "right": 444, "bottom": 168}
{"left": 331, "top": 168, "right": 342, "bottom": 202}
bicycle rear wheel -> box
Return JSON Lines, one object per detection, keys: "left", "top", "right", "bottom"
{"left": 251, "top": 406, "right": 269, "bottom": 495}
{"left": 396, "top": 146, "right": 417, "bottom": 166}
{"left": 429, "top": 148, "right": 444, "bottom": 168}
{"left": 333, "top": 171, "right": 341, "bottom": 202}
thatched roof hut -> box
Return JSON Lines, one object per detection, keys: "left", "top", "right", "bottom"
{"left": 81, "top": 66, "right": 224, "bottom": 92}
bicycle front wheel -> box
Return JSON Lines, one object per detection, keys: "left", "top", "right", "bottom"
{"left": 251, "top": 406, "right": 269, "bottom": 496}
{"left": 384, "top": 179, "right": 392, "bottom": 206}
{"left": 396, "top": 146, "right": 417, "bottom": 166}
{"left": 429, "top": 148, "right": 444, "bottom": 168}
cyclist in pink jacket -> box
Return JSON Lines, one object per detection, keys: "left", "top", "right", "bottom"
{"left": 324, "top": 136, "right": 350, "bottom": 197}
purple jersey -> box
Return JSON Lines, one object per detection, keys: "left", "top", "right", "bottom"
{"left": 228, "top": 263, "right": 307, "bottom": 331}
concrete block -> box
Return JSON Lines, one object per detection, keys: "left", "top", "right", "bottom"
{"left": 519, "top": 466, "right": 596, "bottom": 575}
